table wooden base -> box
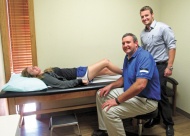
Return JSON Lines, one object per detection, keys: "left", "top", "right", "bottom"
{"left": 7, "top": 89, "right": 97, "bottom": 126}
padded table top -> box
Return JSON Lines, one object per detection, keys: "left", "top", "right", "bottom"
{"left": 0, "top": 82, "right": 111, "bottom": 98}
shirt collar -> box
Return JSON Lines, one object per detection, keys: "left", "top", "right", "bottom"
{"left": 127, "top": 47, "right": 142, "bottom": 60}
{"left": 145, "top": 20, "right": 157, "bottom": 32}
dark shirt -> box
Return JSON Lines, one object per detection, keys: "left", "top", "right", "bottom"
{"left": 53, "top": 67, "right": 77, "bottom": 80}
{"left": 41, "top": 67, "right": 83, "bottom": 89}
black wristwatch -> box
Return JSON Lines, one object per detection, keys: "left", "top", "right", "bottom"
{"left": 168, "top": 66, "right": 173, "bottom": 71}
{"left": 115, "top": 98, "right": 120, "bottom": 105}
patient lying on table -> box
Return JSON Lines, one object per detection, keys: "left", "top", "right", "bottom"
{"left": 21, "top": 59, "right": 122, "bottom": 89}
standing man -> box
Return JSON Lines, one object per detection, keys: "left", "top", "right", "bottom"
{"left": 140, "top": 6, "right": 176, "bottom": 136}
{"left": 91, "top": 33, "right": 160, "bottom": 136}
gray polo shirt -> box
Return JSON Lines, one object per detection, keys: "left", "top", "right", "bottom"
{"left": 140, "top": 20, "right": 176, "bottom": 62}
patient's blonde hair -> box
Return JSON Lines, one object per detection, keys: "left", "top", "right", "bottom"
{"left": 44, "top": 67, "right": 53, "bottom": 73}
{"left": 21, "top": 67, "right": 53, "bottom": 79}
{"left": 21, "top": 67, "right": 33, "bottom": 78}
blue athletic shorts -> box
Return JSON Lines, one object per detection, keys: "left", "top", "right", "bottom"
{"left": 77, "top": 66, "right": 88, "bottom": 77}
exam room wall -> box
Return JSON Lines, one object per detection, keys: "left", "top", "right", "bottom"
{"left": 33, "top": 0, "right": 162, "bottom": 111}
{"left": 160, "top": 0, "right": 190, "bottom": 114}
{"left": 33, "top": 0, "right": 160, "bottom": 69}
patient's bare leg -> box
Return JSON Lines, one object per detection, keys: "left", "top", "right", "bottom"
{"left": 96, "top": 68, "right": 118, "bottom": 76}
{"left": 87, "top": 59, "right": 122, "bottom": 81}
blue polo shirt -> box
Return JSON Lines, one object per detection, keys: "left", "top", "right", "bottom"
{"left": 123, "top": 47, "right": 161, "bottom": 100}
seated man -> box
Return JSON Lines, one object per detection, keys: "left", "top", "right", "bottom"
{"left": 92, "top": 33, "right": 161, "bottom": 136}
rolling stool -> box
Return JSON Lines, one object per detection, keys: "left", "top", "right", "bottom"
{"left": 135, "top": 108, "right": 158, "bottom": 136}
{"left": 49, "top": 114, "right": 81, "bottom": 136}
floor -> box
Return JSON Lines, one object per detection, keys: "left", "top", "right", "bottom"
{"left": 20, "top": 111, "right": 98, "bottom": 136}
{"left": 19, "top": 109, "right": 190, "bottom": 136}
{"left": 19, "top": 103, "right": 190, "bottom": 136}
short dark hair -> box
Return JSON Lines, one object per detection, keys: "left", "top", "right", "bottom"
{"left": 140, "top": 6, "right": 153, "bottom": 14}
{"left": 122, "top": 33, "right": 138, "bottom": 43}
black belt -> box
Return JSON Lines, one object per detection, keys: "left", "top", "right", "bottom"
{"left": 139, "top": 96, "right": 159, "bottom": 102}
{"left": 148, "top": 98, "right": 159, "bottom": 102}
{"left": 156, "top": 61, "right": 167, "bottom": 65}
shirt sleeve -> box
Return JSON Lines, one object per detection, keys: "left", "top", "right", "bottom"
{"left": 162, "top": 27, "right": 176, "bottom": 49}
{"left": 42, "top": 73, "right": 83, "bottom": 89}
{"left": 136, "top": 52, "right": 155, "bottom": 80}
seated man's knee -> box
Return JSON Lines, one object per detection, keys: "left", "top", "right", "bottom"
{"left": 102, "top": 107, "right": 116, "bottom": 119}
{"left": 96, "top": 90, "right": 102, "bottom": 101}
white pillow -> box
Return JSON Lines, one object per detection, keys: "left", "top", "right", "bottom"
{"left": 1, "top": 73, "right": 47, "bottom": 92}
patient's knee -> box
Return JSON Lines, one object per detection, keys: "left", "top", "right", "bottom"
{"left": 101, "top": 58, "right": 110, "bottom": 65}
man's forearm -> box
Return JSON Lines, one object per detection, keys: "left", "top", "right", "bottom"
{"left": 167, "top": 48, "right": 176, "bottom": 67}
{"left": 110, "top": 77, "right": 124, "bottom": 89}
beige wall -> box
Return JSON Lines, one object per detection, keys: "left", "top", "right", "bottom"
{"left": 33, "top": 0, "right": 160, "bottom": 69}
{"left": 160, "top": 0, "right": 190, "bottom": 114}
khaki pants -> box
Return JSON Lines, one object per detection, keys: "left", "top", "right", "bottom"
{"left": 96, "top": 88, "right": 158, "bottom": 136}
